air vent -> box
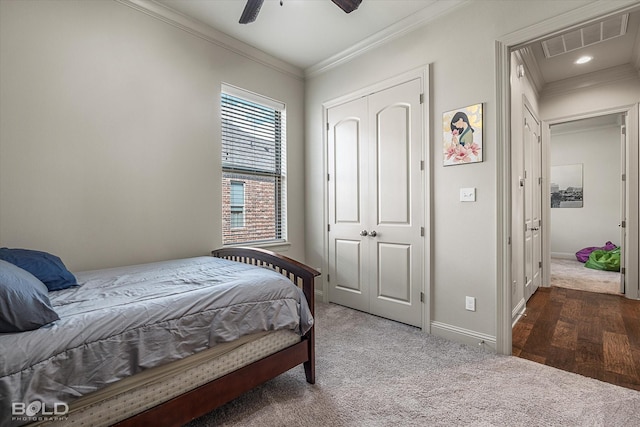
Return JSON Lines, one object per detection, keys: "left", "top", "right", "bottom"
{"left": 541, "top": 14, "right": 628, "bottom": 58}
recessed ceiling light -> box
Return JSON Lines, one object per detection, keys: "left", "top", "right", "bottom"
{"left": 575, "top": 56, "right": 593, "bottom": 64}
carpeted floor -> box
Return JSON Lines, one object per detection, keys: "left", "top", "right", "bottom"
{"left": 186, "top": 302, "right": 640, "bottom": 427}
{"left": 551, "top": 257, "right": 621, "bottom": 294}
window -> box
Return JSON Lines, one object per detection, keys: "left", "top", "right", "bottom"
{"left": 229, "top": 181, "right": 245, "bottom": 228}
{"left": 221, "top": 85, "right": 286, "bottom": 245}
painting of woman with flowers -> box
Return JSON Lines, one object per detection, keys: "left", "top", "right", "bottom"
{"left": 443, "top": 103, "right": 483, "bottom": 166}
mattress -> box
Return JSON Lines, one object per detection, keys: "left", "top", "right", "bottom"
{"left": 0, "top": 256, "right": 313, "bottom": 426}
{"left": 28, "top": 329, "right": 301, "bottom": 426}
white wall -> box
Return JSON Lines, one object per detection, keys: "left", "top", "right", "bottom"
{"left": 550, "top": 123, "right": 622, "bottom": 257}
{"left": 305, "top": 0, "right": 605, "bottom": 348}
{"left": 0, "top": 0, "right": 306, "bottom": 271}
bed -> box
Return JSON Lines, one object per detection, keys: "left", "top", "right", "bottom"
{"left": 0, "top": 247, "right": 318, "bottom": 427}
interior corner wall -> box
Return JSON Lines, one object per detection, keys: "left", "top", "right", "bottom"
{"left": 550, "top": 125, "right": 622, "bottom": 257}
{"left": 304, "top": 0, "right": 596, "bottom": 349}
{"left": 0, "top": 0, "right": 306, "bottom": 271}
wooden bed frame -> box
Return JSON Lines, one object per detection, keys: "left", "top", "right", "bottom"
{"left": 113, "top": 247, "right": 319, "bottom": 427}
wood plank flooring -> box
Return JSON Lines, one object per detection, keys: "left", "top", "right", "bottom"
{"left": 513, "top": 286, "right": 640, "bottom": 391}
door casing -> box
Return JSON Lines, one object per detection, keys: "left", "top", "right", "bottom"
{"left": 496, "top": 0, "right": 640, "bottom": 355}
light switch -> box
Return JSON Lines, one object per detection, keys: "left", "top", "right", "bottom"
{"left": 460, "top": 188, "right": 476, "bottom": 202}
{"left": 465, "top": 296, "right": 476, "bottom": 311}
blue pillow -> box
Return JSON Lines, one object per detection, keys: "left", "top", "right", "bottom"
{"left": 0, "top": 248, "right": 77, "bottom": 291}
{"left": 0, "top": 260, "right": 60, "bottom": 333}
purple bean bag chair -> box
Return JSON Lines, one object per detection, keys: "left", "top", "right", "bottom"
{"left": 575, "top": 241, "right": 617, "bottom": 263}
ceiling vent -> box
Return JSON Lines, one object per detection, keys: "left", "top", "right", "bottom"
{"left": 541, "top": 14, "right": 628, "bottom": 58}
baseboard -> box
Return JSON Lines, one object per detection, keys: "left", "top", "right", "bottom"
{"left": 551, "top": 252, "right": 575, "bottom": 260}
{"left": 512, "top": 298, "right": 526, "bottom": 327}
{"left": 430, "top": 321, "right": 496, "bottom": 352}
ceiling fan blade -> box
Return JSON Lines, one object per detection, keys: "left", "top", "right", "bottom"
{"left": 239, "top": 0, "right": 264, "bottom": 24}
{"left": 331, "top": 0, "right": 362, "bottom": 14}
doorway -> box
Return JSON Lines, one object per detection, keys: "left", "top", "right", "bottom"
{"left": 503, "top": 6, "right": 640, "bottom": 390}
{"left": 548, "top": 113, "right": 625, "bottom": 296}
{"left": 495, "top": 2, "right": 640, "bottom": 356}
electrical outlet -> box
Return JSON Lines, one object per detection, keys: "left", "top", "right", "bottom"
{"left": 465, "top": 296, "right": 476, "bottom": 311}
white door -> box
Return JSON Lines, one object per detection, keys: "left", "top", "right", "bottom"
{"left": 327, "top": 97, "right": 370, "bottom": 313}
{"left": 523, "top": 105, "right": 542, "bottom": 301}
{"left": 328, "top": 79, "right": 423, "bottom": 327}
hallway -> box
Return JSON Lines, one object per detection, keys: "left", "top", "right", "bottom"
{"left": 513, "top": 286, "right": 640, "bottom": 391}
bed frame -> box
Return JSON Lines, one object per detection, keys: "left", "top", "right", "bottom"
{"left": 113, "top": 247, "right": 319, "bottom": 427}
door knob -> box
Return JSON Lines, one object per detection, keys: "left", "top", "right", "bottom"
{"left": 360, "top": 230, "right": 369, "bottom": 236}
{"left": 368, "top": 230, "right": 377, "bottom": 237}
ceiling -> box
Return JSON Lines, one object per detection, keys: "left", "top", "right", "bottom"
{"left": 154, "top": 0, "right": 640, "bottom": 82}
{"left": 519, "top": 8, "right": 640, "bottom": 86}
{"left": 155, "top": 0, "right": 461, "bottom": 70}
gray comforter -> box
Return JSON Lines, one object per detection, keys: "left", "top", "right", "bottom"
{"left": 0, "top": 256, "right": 313, "bottom": 425}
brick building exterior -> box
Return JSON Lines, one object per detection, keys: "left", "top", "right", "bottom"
{"left": 222, "top": 172, "right": 280, "bottom": 244}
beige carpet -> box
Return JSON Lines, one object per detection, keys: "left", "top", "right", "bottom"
{"left": 551, "top": 257, "right": 621, "bottom": 295}
{"left": 186, "top": 302, "right": 640, "bottom": 427}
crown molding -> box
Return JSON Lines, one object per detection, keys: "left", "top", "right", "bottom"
{"left": 541, "top": 63, "right": 640, "bottom": 99}
{"left": 115, "top": 0, "right": 304, "bottom": 81}
{"left": 304, "top": 0, "right": 467, "bottom": 79}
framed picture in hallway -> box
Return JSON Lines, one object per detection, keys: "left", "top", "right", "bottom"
{"left": 442, "top": 103, "right": 483, "bottom": 166}
{"left": 551, "top": 164, "right": 583, "bottom": 208}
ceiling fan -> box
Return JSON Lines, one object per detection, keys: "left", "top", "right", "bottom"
{"left": 240, "top": 0, "right": 363, "bottom": 24}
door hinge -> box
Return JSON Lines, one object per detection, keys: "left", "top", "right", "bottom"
{"left": 327, "top": 274, "right": 330, "bottom": 282}
{"left": 419, "top": 93, "right": 424, "bottom": 104}
{"left": 621, "top": 126, "right": 626, "bottom": 136}
{"left": 420, "top": 160, "right": 425, "bottom": 170}
{"left": 538, "top": 176, "right": 542, "bottom": 185}
{"left": 621, "top": 267, "right": 625, "bottom": 275}
{"left": 420, "top": 292, "right": 425, "bottom": 303}
{"left": 621, "top": 220, "right": 626, "bottom": 228}
{"left": 327, "top": 173, "right": 330, "bottom": 181}
{"left": 622, "top": 174, "right": 626, "bottom": 182}
{"left": 327, "top": 224, "right": 331, "bottom": 232}
{"left": 539, "top": 261, "right": 542, "bottom": 268}
{"left": 420, "top": 226, "right": 425, "bottom": 237}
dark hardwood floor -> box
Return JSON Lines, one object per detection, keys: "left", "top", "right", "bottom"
{"left": 513, "top": 286, "right": 640, "bottom": 391}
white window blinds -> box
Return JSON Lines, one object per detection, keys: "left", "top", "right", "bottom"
{"left": 221, "top": 85, "right": 286, "bottom": 245}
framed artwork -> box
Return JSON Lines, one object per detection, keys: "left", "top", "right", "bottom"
{"left": 551, "top": 164, "right": 583, "bottom": 208}
{"left": 442, "top": 103, "right": 483, "bottom": 166}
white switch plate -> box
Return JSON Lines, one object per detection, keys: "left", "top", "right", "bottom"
{"left": 460, "top": 187, "right": 476, "bottom": 202}
{"left": 465, "top": 296, "right": 476, "bottom": 311}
